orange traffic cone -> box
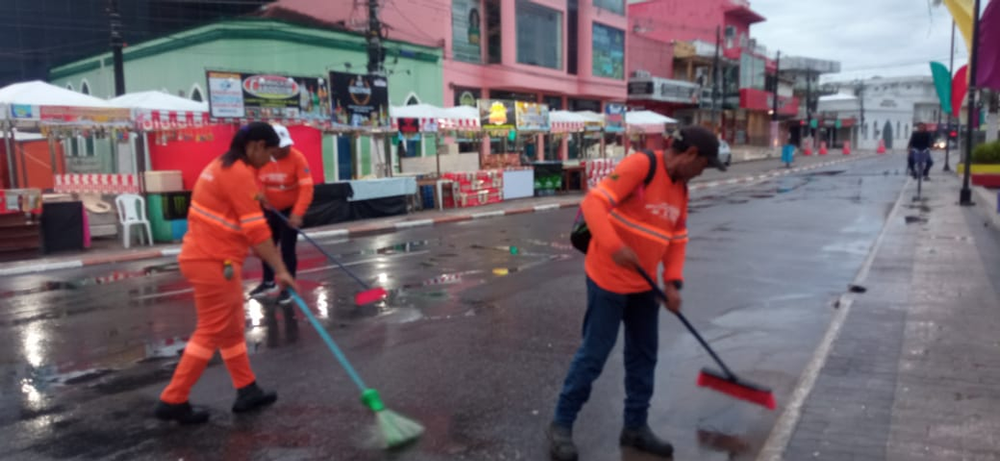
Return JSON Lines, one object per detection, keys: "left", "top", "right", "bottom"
{"left": 876, "top": 139, "right": 886, "bottom": 154}
{"left": 842, "top": 141, "right": 851, "bottom": 155}
{"left": 819, "top": 142, "right": 828, "bottom": 155}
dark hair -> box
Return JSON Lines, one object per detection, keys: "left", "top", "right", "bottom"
{"left": 221, "top": 122, "right": 280, "bottom": 167}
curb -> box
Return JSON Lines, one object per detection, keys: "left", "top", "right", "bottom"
{"left": 972, "top": 185, "right": 1000, "bottom": 231}
{"left": 0, "top": 153, "right": 879, "bottom": 276}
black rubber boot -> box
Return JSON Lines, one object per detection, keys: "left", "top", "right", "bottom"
{"left": 620, "top": 425, "right": 673, "bottom": 458}
{"left": 154, "top": 401, "right": 209, "bottom": 425}
{"left": 547, "top": 422, "right": 579, "bottom": 461}
{"left": 232, "top": 381, "right": 277, "bottom": 413}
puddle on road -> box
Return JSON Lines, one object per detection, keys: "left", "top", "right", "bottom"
{"left": 697, "top": 428, "right": 752, "bottom": 457}
{"left": 0, "top": 262, "right": 181, "bottom": 298}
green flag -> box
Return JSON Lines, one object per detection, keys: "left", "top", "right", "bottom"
{"left": 930, "top": 61, "right": 953, "bottom": 115}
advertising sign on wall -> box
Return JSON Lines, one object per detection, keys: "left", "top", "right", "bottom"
{"left": 328, "top": 71, "right": 390, "bottom": 129}
{"left": 605, "top": 103, "right": 626, "bottom": 133}
{"left": 478, "top": 99, "right": 516, "bottom": 130}
{"left": 206, "top": 71, "right": 331, "bottom": 120}
{"left": 514, "top": 101, "right": 551, "bottom": 131}
{"left": 452, "top": 0, "right": 482, "bottom": 63}
{"left": 593, "top": 23, "right": 625, "bottom": 80}
{"left": 454, "top": 87, "right": 481, "bottom": 107}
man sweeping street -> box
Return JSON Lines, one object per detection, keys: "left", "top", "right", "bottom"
{"left": 249, "top": 124, "right": 315, "bottom": 310}
{"left": 549, "top": 126, "right": 725, "bottom": 461}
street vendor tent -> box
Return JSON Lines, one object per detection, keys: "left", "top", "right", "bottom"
{"left": 550, "top": 110, "right": 588, "bottom": 133}
{"left": 0, "top": 81, "right": 122, "bottom": 110}
{"left": 625, "top": 110, "right": 678, "bottom": 133}
{"left": 438, "top": 106, "right": 480, "bottom": 130}
{"left": 110, "top": 91, "right": 208, "bottom": 113}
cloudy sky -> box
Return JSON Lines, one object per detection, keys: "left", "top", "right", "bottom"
{"left": 748, "top": 0, "right": 970, "bottom": 83}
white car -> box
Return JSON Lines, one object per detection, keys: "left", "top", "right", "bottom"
{"left": 717, "top": 139, "right": 732, "bottom": 166}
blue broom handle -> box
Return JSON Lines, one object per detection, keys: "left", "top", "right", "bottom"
{"left": 633, "top": 266, "right": 735, "bottom": 379}
{"left": 289, "top": 291, "right": 368, "bottom": 392}
{"left": 271, "top": 211, "right": 372, "bottom": 290}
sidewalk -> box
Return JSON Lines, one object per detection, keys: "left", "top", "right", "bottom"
{"left": 0, "top": 152, "right": 879, "bottom": 276}
{"left": 759, "top": 172, "right": 1000, "bottom": 460}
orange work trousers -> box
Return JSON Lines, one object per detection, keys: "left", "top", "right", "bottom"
{"left": 160, "top": 260, "right": 256, "bottom": 404}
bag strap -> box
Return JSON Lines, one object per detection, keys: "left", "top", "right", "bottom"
{"left": 641, "top": 149, "right": 657, "bottom": 187}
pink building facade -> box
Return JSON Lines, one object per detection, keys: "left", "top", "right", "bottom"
{"left": 265, "top": 0, "right": 628, "bottom": 159}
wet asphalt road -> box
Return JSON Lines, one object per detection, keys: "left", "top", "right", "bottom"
{"left": 0, "top": 154, "right": 911, "bottom": 460}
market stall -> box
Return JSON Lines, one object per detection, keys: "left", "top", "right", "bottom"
{"left": 0, "top": 81, "right": 133, "bottom": 254}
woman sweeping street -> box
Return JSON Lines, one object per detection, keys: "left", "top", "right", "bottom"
{"left": 154, "top": 122, "right": 298, "bottom": 425}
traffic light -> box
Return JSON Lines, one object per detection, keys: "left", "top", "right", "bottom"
{"left": 950, "top": 130, "right": 958, "bottom": 139}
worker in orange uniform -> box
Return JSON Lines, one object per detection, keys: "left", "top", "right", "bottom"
{"left": 155, "top": 122, "right": 298, "bottom": 425}
{"left": 548, "top": 126, "right": 724, "bottom": 461}
{"left": 249, "top": 124, "right": 314, "bottom": 310}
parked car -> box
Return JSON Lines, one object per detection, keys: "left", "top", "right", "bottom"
{"left": 718, "top": 139, "right": 732, "bottom": 166}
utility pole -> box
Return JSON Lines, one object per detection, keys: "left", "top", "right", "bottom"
{"left": 960, "top": 0, "right": 982, "bottom": 206}
{"left": 712, "top": 25, "right": 721, "bottom": 129}
{"left": 944, "top": 21, "right": 955, "bottom": 172}
{"left": 367, "top": 0, "right": 385, "bottom": 76}
{"left": 772, "top": 51, "right": 781, "bottom": 150}
{"left": 856, "top": 79, "right": 866, "bottom": 151}
{"left": 108, "top": 0, "right": 125, "bottom": 96}
{"left": 806, "top": 70, "right": 813, "bottom": 149}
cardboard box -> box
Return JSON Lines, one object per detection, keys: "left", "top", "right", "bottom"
{"left": 144, "top": 171, "right": 184, "bottom": 193}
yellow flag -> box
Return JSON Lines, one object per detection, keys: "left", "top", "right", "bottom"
{"left": 943, "top": 0, "right": 975, "bottom": 52}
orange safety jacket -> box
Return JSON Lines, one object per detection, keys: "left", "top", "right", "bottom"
{"left": 582, "top": 151, "right": 689, "bottom": 294}
{"left": 256, "top": 147, "right": 315, "bottom": 217}
{"left": 179, "top": 158, "right": 272, "bottom": 266}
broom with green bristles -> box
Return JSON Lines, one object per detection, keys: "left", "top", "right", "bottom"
{"left": 288, "top": 290, "right": 424, "bottom": 449}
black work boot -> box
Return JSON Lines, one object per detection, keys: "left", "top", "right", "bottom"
{"left": 232, "top": 381, "right": 277, "bottom": 413}
{"left": 547, "top": 422, "right": 579, "bottom": 461}
{"left": 620, "top": 425, "right": 673, "bottom": 458}
{"left": 154, "top": 401, "right": 210, "bottom": 425}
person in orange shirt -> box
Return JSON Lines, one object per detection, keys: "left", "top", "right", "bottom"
{"left": 249, "top": 124, "right": 314, "bottom": 308}
{"left": 155, "top": 122, "right": 298, "bottom": 425}
{"left": 548, "top": 126, "right": 724, "bottom": 461}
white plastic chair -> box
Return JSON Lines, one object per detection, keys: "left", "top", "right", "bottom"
{"left": 115, "top": 194, "right": 153, "bottom": 249}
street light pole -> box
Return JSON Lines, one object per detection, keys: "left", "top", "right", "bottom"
{"left": 960, "top": 0, "right": 982, "bottom": 206}
{"left": 944, "top": 20, "right": 955, "bottom": 172}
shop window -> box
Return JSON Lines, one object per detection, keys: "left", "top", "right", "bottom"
{"left": 593, "top": 0, "right": 624, "bottom": 14}
{"left": 516, "top": 0, "right": 562, "bottom": 70}
{"left": 80, "top": 81, "right": 90, "bottom": 95}
{"left": 544, "top": 95, "right": 563, "bottom": 111}
{"left": 190, "top": 87, "right": 203, "bottom": 102}
{"left": 486, "top": 0, "right": 502, "bottom": 64}
{"left": 65, "top": 82, "right": 74, "bottom": 91}
{"left": 567, "top": 0, "right": 578, "bottom": 75}
{"left": 592, "top": 23, "right": 625, "bottom": 80}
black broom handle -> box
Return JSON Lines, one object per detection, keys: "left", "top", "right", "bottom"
{"left": 634, "top": 266, "right": 735, "bottom": 379}
{"left": 271, "top": 211, "right": 372, "bottom": 289}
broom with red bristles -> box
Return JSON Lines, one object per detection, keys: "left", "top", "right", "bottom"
{"left": 635, "top": 266, "right": 776, "bottom": 410}
{"left": 274, "top": 212, "right": 387, "bottom": 305}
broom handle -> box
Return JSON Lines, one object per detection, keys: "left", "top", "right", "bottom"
{"left": 634, "top": 266, "right": 736, "bottom": 379}
{"left": 271, "top": 211, "right": 372, "bottom": 290}
{"left": 289, "top": 290, "right": 369, "bottom": 392}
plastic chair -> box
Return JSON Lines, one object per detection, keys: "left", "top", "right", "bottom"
{"left": 115, "top": 194, "right": 153, "bottom": 249}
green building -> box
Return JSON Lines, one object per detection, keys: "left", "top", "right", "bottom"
{"left": 49, "top": 18, "right": 444, "bottom": 180}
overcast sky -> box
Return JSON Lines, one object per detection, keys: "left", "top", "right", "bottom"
{"left": 749, "top": 0, "right": 970, "bottom": 83}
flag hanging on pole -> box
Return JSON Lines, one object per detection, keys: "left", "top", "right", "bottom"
{"left": 976, "top": 0, "right": 1000, "bottom": 90}
{"left": 942, "top": 0, "right": 975, "bottom": 52}
{"left": 931, "top": 61, "right": 954, "bottom": 114}
{"left": 952, "top": 64, "right": 970, "bottom": 120}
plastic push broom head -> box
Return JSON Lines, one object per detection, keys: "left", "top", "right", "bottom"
{"left": 355, "top": 287, "right": 388, "bottom": 306}
{"left": 361, "top": 389, "right": 424, "bottom": 449}
{"left": 697, "top": 367, "right": 776, "bottom": 410}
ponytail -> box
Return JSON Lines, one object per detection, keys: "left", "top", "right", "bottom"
{"left": 221, "top": 122, "right": 280, "bottom": 167}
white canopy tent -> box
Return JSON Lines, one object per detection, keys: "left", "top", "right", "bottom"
{"left": 549, "top": 110, "right": 589, "bottom": 133}
{"left": 110, "top": 91, "right": 209, "bottom": 113}
{"left": 625, "top": 110, "right": 678, "bottom": 134}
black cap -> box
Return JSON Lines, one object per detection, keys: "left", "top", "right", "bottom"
{"left": 670, "top": 126, "right": 725, "bottom": 171}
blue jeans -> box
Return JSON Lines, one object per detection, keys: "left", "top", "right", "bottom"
{"left": 554, "top": 277, "right": 659, "bottom": 429}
